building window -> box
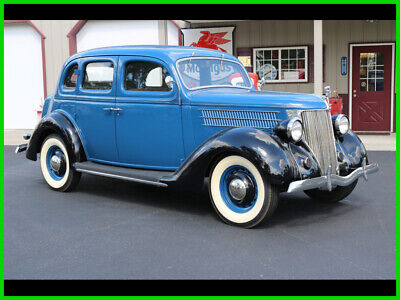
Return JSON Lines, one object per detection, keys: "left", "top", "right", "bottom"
{"left": 253, "top": 46, "right": 308, "bottom": 83}
{"left": 359, "top": 52, "right": 384, "bottom": 92}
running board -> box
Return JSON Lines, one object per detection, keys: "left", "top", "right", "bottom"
{"left": 73, "top": 161, "right": 174, "bottom": 187}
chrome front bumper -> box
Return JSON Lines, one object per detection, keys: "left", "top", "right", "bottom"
{"left": 287, "top": 158, "right": 379, "bottom": 193}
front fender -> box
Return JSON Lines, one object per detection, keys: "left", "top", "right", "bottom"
{"left": 336, "top": 129, "right": 368, "bottom": 169}
{"left": 26, "top": 111, "right": 86, "bottom": 163}
{"left": 161, "top": 127, "right": 299, "bottom": 191}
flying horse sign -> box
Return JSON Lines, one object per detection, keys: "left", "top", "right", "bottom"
{"left": 181, "top": 26, "right": 235, "bottom": 55}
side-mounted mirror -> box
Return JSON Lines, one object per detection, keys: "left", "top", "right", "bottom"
{"left": 165, "top": 76, "right": 174, "bottom": 90}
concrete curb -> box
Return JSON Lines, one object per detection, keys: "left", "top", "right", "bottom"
{"left": 358, "top": 134, "right": 396, "bottom": 151}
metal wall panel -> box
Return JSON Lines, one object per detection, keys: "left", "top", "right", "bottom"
{"left": 31, "top": 20, "right": 79, "bottom": 96}
{"left": 190, "top": 20, "right": 395, "bottom": 95}
{"left": 323, "top": 20, "right": 395, "bottom": 94}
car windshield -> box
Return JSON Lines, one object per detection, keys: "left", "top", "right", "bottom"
{"left": 177, "top": 58, "right": 252, "bottom": 90}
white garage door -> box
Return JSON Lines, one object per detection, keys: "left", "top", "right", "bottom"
{"left": 76, "top": 20, "right": 160, "bottom": 52}
{"left": 4, "top": 23, "right": 44, "bottom": 129}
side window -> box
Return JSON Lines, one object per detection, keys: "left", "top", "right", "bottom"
{"left": 64, "top": 64, "right": 78, "bottom": 89}
{"left": 83, "top": 61, "right": 114, "bottom": 90}
{"left": 124, "top": 61, "right": 172, "bottom": 92}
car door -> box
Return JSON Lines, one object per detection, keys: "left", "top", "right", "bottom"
{"left": 74, "top": 56, "right": 119, "bottom": 163}
{"left": 115, "top": 56, "right": 184, "bottom": 170}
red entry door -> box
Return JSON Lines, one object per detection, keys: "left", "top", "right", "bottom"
{"left": 352, "top": 45, "right": 392, "bottom": 132}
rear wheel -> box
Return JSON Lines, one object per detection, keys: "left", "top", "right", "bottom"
{"left": 209, "top": 155, "right": 279, "bottom": 228}
{"left": 40, "top": 134, "right": 81, "bottom": 192}
{"left": 304, "top": 180, "right": 358, "bottom": 203}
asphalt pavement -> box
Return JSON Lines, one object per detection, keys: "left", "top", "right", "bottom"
{"left": 4, "top": 146, "right": 396, "bottom": 279}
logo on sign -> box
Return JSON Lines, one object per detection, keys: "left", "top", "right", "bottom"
{"left": 190, "top": 31, "right": 230, "bottom": 52}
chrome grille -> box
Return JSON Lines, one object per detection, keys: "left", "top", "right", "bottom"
{"left": 301, "top": 110, "right": 337, "bottom": 175}
{"left": 200, "top": 109, "right": 280, "bottom": 129}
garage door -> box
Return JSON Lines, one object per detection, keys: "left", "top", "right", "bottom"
{"left": 75, "top": 20, "right": 180, "bottom": 52}
{"left": 4, "top": 23, "right": 45, "bottom": 129}
{"left": 76, "top": 20, "right": 160, "bottom": 52}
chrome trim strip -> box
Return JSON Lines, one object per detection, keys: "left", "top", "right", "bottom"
{"left": 74, "top": 168, "right": 168, "bottom": 187}
{"left": 286, "top": 161, "right": 379, "bottom": 193}
{"left": 201, "top": 124, "right": 274, "bottom": 129}
{"left": 200, "top": 116, "right": 281, "bottom": 121}
{"left": 199, "top": 108, "right": 281, "bottom": 113}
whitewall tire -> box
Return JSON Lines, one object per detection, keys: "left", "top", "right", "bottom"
{"left": 209, "top": 155, "right": 279, "bottom": 228}
{"left": 40, "top": 134, "right": 81, "bottom": 192}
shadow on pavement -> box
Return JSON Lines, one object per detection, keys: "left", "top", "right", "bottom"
{"left": 76, "top": 173, "right": 355, "bottom": 228}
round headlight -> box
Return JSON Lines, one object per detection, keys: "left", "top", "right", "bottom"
{"left": 287, "top": 118, "right": 303, "bottom": 142}
{"left": 333, "top": 114, "right": 349, "bottom": 135}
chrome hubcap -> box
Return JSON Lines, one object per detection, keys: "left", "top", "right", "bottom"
{"left": 220, "top": 166, "right": 258, "bottom": 213}
{"left": 227, "top": 171, "right": 256, "bottom": 207}
{"left": 50, "top": 154, "right": 62, "bottom": 172}
{"left": 229, "top": 178, "right": 247, "bottom": 201}
{"left": 49, "top": 150, "right": 66, "bottom": 176}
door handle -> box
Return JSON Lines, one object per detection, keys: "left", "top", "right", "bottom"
{"left": 103, "top": 108, "right": 122, "bottom": 112}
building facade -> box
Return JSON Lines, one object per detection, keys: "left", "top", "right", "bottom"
{"left": 4, "top": 19, "right": 396, "bottom": 132}
{"left": 189, "top": 20, "right": 396, "bottom": 133}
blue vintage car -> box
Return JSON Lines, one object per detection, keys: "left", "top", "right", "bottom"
{"left": 17, "top": 46, "right": 378, "bottom": 228}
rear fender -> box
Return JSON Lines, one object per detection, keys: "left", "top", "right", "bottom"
{"left": 26, "top": 111, "right": 86, "bottom": 163}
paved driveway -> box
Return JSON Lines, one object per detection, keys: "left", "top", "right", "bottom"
{"left": 4, "top": 146, "right": 395, "bottom": 279}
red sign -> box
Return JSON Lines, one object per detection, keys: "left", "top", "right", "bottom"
{"left": 182, "top": 26, "right": 235, "bottom": 54}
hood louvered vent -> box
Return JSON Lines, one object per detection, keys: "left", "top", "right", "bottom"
{"left": 200, "top": 109, "right": 281, "bottom": 129}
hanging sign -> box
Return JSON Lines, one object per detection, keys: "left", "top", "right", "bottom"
{"left": 341, "top": 57, "right": 348, "bottom": 76}
{"left": 181, "top": 26, "right": 235, "bottom": 55}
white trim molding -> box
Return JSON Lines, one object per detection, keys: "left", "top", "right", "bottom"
{"left": 349, "top": 42, "right": 395, "bottom": 132}
{"left": 313, "top": 20, "right": 323, "bottom": 95}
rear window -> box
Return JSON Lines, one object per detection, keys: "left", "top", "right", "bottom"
{"left": 64, "top": 64, "right": 78, "bottom": 89}
{"left": 83, "top": 61, "right": 114, "bottom": 90}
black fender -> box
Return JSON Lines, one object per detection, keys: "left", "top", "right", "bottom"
{"left": 26, "top": 111, "right": 86, "bottom": 163}
{"left": 160, "top": 127, "right": 302, "bottom": 191}
{"left": 336, "top": 129, "right": 368, "bottom": 170}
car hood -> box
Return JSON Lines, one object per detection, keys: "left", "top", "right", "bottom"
{"left": 187, "top": 88, "right": 328, "bottom": 110}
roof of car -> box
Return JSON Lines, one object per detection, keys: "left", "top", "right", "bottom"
{"left": 66, "top": 45, "right": 238, "bottom": 65}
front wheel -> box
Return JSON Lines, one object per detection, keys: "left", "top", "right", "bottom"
{"left": 304, "top": 180, "right": 358, "bottom": 203}
{"left": 209, "top": 155, "right": 279, "bottom": 228}
{"left": 40, "top": 134, "right": 81, "bottom": 192}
